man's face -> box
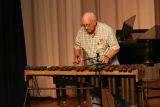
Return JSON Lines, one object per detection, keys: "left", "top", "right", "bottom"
{"left": 82, "top": 19, "right": 96, "bottom": 34}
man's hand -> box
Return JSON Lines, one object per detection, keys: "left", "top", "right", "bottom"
{"left": 100, "top": 56, "right": 110, "bottom": 64}
{"left": 74, "top": 56, "right": 82, "bottom": 64}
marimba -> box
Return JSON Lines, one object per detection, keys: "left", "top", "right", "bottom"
{"left": 24, "top": 64, "right": 144, "bottom": 106}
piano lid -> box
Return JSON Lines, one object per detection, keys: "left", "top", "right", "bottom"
{"left": 117, "top": 15, "right": 136, "bottom": 41}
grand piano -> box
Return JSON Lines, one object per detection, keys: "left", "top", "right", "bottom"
{"left": 116, "top": 16, "right": 160, "bottom": 106}
{"left": 116, "top": 15, "right": 160, "bottom": 65}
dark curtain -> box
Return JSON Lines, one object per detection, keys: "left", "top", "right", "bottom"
{"left": 0, "top": 0, "right": 27, "bottom": 107}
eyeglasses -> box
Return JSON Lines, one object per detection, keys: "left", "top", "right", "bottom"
{"left": 83, "top": 23, "right": 93, "bottom": 29}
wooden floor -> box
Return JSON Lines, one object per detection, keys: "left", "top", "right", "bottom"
{"left": 27, "top": 79, "right": 160, "bottom": 107}
{"left": 30, "top": 97, "right": 80, "bottom": 107}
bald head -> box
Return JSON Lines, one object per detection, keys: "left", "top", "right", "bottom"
{"left": 82, "top": 12, "right": 97, "bottom": 34}
{"left": 82, "top": 12, "right": 97, "bottom": 22}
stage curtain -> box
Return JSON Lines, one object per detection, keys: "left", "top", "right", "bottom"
{"left": 0, "top": 0, "right": 27, "bottom": 106}
{"left": 20, "top": 0, "right": 156, "bottom": 98}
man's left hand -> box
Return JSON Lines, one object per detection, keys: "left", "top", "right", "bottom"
{"left": 100, "top": 56, "right": 110, "bottom": 64}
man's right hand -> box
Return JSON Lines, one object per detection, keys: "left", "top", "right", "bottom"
{"left": 74, "top": 56, "right": 82, "bottom": 64}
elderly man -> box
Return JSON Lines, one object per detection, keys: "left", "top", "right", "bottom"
{"left": 74, "top": 12, "right": 120, "bottom": 107}
{"left": 74, "top": 12, "right": 120, "bottom": 65}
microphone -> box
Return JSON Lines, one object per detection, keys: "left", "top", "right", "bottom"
{"left": 96, "top": 50, "right": 100, "bottom": 62}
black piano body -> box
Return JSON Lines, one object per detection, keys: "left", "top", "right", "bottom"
{"left": 117, "top": 25, "right": 160, "bottom": 65}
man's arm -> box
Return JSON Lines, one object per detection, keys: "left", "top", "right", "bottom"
{"left": 100, "top": 25, "right": 120, "bottom": 64}
{"left": 104, "top": 48, "right": 120, "bottom": 60}
{"left": 74, "top": 48, "right": 81, "bottom": 57}
{"left": 74, "top": 48, "right": 82, "bottom": 64}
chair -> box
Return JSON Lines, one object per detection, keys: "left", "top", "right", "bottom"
{"left": 141, "top": 86, "right": 160, "bottom": 107}
{"left": 141, "top": 79, "right": 160, "bottom": 107}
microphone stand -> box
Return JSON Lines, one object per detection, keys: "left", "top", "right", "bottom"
{"left": 87, "top": 52, "right": 103, "bottom": 107}
{"left": 94, "top": 53, "right": 103, "bottom": 107}
{"left": 75, "top": 55, "right": 104, "bottom": 107}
